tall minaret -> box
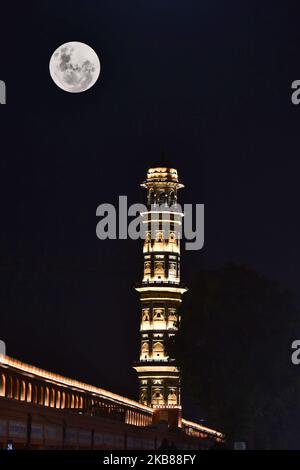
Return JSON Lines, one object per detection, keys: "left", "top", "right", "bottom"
{"left": 133, "top": 164, "right": 187, "bottom": 427}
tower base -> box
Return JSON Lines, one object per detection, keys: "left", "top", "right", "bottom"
{"left": 152, "top": 407, "right": 182, "bottom": 429}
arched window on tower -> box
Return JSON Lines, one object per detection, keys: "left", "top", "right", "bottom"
{"left": 156, "top": 232, "right": 164, "bottom": 243}
{"left": 159, "top": 193, "right": 167, "bottom": 206}
{"left": 148, "top": 190, "right": 155, "bottom": 206}
{"left": 169, "top": 232, "right": 176, "bottom": 243}
{"left": 168, "top": 261, "right": 177, "bottom": 280}
{"left": 140, "top": 388, "right": 148, "bottom": 405}
{"left": 168, "top": 389, "right": 177, "bottom": 405}
{"left": 154, "top": 232, "right": 164, "bottom": 254}
{"left": 143, "top": 261, "right": 151, "bottom": 281}
{"left": 167, "top": 233, "right": 178, "bottom": 254}
{"left": 168, "top": 191, "right": 176, "bottom": 206}
{"left": 140, "top": 341, "right": 149, "bottom": 360}
{"left": 143, "top": 233, "right": 152, "bottom": 254}
{"left": 154, "top": 260, "right": 165, "bottom": 281}
{"left": 152, "top": 341, "right": 164, "bottom": 360}
{"left": 168, "top": 309, "right": 178, "bottom": 329}
{"left": 142, "top": 310, "right": 149, "bottom": 321}
{"left": 152, "top": 389, "right": 164, "bottom": 405}
{"left": 141, "top": 309, "right": 150, "bottom": 331}
{"left": 153, "top": 309, "right": 166, "bottom": 330}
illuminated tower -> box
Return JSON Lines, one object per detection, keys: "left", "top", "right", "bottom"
{"left": 133, "top": 164, "right": 187, "bottom": 427}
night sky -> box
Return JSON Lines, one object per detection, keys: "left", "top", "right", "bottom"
{"left": 0, "top": 1, "right": 299, "bottom": 411}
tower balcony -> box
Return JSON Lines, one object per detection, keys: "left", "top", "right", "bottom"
{"left": 141, "top": 279, "right": 181, "bottom": 287}
{"left": 133, "top": 362, "right": 180, "bottom": 377}
{"left": 136, "top": 282, "right": 187, "bottom": 294}
{"left": 137, "top": 279, "right": 187, "bottom": 288}
{"left": 136, "top": 357, "right": 172, "bottom": 364}
{"left": 133, "top": 357, "right": 178, "bottom": 372}
{"left": 133, "top": 358, "right": 178, "bottom": 368}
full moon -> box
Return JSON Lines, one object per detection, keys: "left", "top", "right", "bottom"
{"left": 49, "top": 42, "right": 101, "bottom": 93}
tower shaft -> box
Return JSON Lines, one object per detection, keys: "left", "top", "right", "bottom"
{"left": 133, "top": 166, "right": 187, "bottom": 426}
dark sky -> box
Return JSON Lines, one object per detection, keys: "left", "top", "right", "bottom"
{"left": 0, "top": 1, "right": 299, "bottom": 413}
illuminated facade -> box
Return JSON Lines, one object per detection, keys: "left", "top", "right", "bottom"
{"left": 0, "top": 165, "right": 224, "bottom": 448}
{"left": 133, "top": 165, "right": 187, "bottom": 424}
{"left": 0, "top": 354, "right": 223, "bottom": 449}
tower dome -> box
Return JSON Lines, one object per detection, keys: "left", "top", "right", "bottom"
{"left": 141, "top": 164, "right": 184, "bottom": 189}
